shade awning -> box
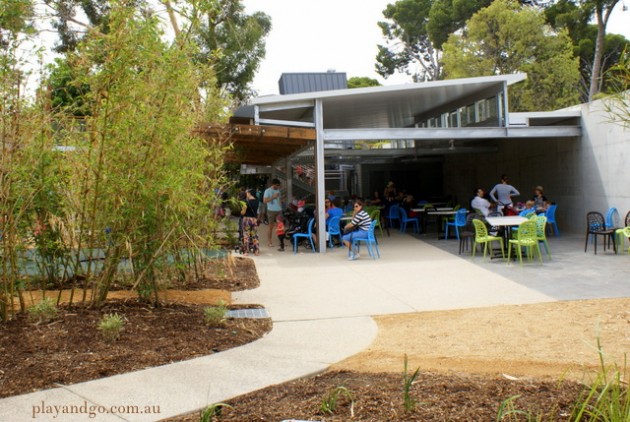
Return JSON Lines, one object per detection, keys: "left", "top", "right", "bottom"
{"left": 196, "top": 123, "right": 315, "bottom": 166}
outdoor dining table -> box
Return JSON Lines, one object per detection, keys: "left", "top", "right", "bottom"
{"left": 340, "top": 215, "right": 353, "bottom": 224}
{"left": 485, "top": 215, "right": 528, "bottom": 258}
{"left": 425, "top": 209, "right": 459, "bottom": 239}
{"left": 411, "top": 207, "right": 455, "bottom": 234}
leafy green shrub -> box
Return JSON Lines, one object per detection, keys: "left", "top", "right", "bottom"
{"left": 204, "top": 301, "right": 228, "bottom": 327}
{"left": 27, "top": 297, "right": 58, "bottom": 323}
{"left": 320, "top": 386, "right": 354, "bottom": 415}
{"left": 98, "top": 313, "right": 125, "bottom": 342}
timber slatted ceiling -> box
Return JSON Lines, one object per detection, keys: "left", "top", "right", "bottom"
{"left": 195, "top": 123, "right": 315, "bottom": 166}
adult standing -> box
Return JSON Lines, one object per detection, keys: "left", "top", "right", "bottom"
{"left": 263, "top": 178, "right": 282, "bottom": 247}
{"left": 489, "top": 174, "right": 520, "bottom": 215}
{"left": 240, "top": 189, "right": 260, "bottom": 256}
{"left": 342, "top": 199, "right": 372, "bottom": 261}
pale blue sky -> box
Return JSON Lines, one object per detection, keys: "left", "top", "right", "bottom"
{"left": 243, "top": 0, "right": 630, "bottom": 96}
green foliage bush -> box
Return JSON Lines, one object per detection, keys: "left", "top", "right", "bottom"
{"left": 98, "top": 313, "right": 125, "bottom": 342}
{"left": 27, "top": 297, "right": 58, "bottom": 323}
{"left": 204, "top": 301, "right": 228, "bottom": 328}
{"left": 0, "top": 1, "right": 233, "bottom": 320}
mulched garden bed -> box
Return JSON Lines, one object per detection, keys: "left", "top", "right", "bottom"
{"left": 166, "top": 370, "right": 585, "bottom": 421}
{"left": 0, "top": 299, "right": 271, "bottom": 398}
{"left": 0, "top": 255, "right": 267, "bottom": 399}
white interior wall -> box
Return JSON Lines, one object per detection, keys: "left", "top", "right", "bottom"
{"left": 443, "top": 97, "right": 630, "bottom": 234}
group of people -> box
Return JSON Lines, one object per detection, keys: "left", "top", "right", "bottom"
{"left": 471, "top": 174, "right": 550, "bottom": 218}
{"left": 235, "top": 178, "right": 372, "bottom": 260}
{"left": 236, "top": 178, "right": 283, "bottom": 256}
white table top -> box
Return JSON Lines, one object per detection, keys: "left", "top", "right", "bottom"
{"left": 426, "top": 210, "right": 458, "bottom": 216}
{"left": 412, "top": 207, "right": 454, "bottom": 212}
{"left": 486, "top": 216, "right": 528, "bottom": 226}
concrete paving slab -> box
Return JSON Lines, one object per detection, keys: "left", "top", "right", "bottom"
{"left": 0, "top": 386, "right": 123, "bottom": 422}
{"left": 420, "top": 233, "right": 630, "bottom": 300}
{"left": 238, "top": 232, "right": 554, "bottom": 321}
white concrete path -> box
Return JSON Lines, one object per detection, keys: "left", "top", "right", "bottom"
{"left": 0, "top": 232, "right": 554, "bottom": 421}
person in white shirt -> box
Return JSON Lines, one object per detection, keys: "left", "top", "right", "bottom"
{"left": 471, "top": 188, "right": 492, "bottom": 217}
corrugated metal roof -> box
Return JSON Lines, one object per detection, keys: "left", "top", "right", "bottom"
{"left": 278, "top": 72, "right": 347, "bottom": 95}
{"left": 255, "top": 74, "right": 527, "bottom": 129}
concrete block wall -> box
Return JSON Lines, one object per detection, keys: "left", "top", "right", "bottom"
{"left": 443, "top": 97, "right": 630, "bottom": 234}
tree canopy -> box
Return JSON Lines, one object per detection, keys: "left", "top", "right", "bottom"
{"left": 544, "top": 0, "right": 629, "bottom": 101}
{"left": 376, "top": 0, "right": 440, "bottom": 81}
{"left": 375, "top": 0, "right": 492, "bottom": 81}
{"left": 193, "top": 0, "right": 271, "bottom": 103}
{"left": 42, "top": 0, "right": 271, "bottom": 104}
{"left": 347, "top": 76, "right": 381, "bottom": 89}
{"left": 442, "top": 0, "right": 580, "bottom": 111}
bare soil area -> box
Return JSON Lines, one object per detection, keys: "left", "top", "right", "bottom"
{"left": 334, "top": 298, "right": 630, "bottom": 381}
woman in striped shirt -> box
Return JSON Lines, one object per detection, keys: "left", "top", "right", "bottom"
{"left": 343, "top": 199, "right": 372, "bottom": 260}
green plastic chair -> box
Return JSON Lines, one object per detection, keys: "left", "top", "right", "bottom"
{"left": 508, "top": 220, "right": 542, "bottom": 265}
{"left": 614, "top": 211, "right": 630, "bottom": 251}
{"left": 535, "top": 215, "right": 551, "bottom": 259}
{"left": 368, "top": 208, "right": 384, "bottom": 237}
{"left": 472, "top": 219, "right": 504, "bottom": 260}
{"left": 621, "top": 226, "right": 630, "bottom": 254}
{"left": 511, "top": 212, "right": 538, "bottom": 237}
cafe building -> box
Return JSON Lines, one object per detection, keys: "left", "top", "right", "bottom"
{"left": 200, "top": 72, "right": 629, "bottom": 252}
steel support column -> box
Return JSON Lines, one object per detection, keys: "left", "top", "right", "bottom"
{"left": 314, "top": 99, "right": 326, "bottom": 253}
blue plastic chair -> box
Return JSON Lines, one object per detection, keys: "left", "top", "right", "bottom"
{"left": 519, "top": 208, "right": 536, "bottom": 217}
{"left": 327, "top": 215, "right": 342, "bottom": 248}
{"left": 292, "top": 218, "right": 316, "bottom": 254}
{"left": 544, "top": 204, "right": 559, "bottom": 236}
{"left": 398, "top": 207, "right": 419, "bottom": 233}
{"left": 605, "top": 207, "right": 621, "bottom": 229}
{"left": 445, "top": 208, "right": 467, "bottom": 240}
{"left": 386, "top": 204, "right": 400, "bottom": 228}
{"left": 352, "top": 220, "right": 380, "bottom": 259}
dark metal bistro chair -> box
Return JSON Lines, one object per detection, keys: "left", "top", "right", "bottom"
{"left": 584, "top": 212, "right": 617, "bottom": 254}
{"left": 459, "top": 213, "right": 482, "bottom": 255}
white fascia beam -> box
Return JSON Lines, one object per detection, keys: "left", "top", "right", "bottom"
{"left": 257, "top": 118, "right": 315, "bottom": 128}
{"left": 257, "top": 100, "right": 315, "bottom": 113}
{"left": 323, "top": 126, "right": 581, "bottom": 141}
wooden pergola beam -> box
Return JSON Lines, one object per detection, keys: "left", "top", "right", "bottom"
{"left": 195, "top": 123, "right": 315, "bottom": 166}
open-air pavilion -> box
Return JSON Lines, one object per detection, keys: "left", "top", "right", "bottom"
{"left": 200, "top": 73, "right": 627, "bottom": 252}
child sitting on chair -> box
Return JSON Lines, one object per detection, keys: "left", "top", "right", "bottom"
{"left": 276, "top": 214, "right": 286, "bottom": 252}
